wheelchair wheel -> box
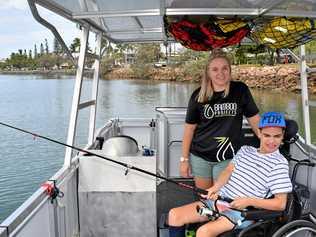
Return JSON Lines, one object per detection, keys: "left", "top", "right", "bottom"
{"left": 272, "top": 220, "right": 316, "bottom": 237}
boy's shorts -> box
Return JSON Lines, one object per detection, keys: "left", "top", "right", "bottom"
{"left": 205, "top": 199, "right": 253, "bottom": 229}
{"left": 190, "top": 153, "right": 231, "bottom": 179}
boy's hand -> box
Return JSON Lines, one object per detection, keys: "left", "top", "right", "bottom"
{"left": 230, "top": 197, "right": 251, "bottom": 210}
{"left": 202, "top": 186, "right": 219, "bottom": 200}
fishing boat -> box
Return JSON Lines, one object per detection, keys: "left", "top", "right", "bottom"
{"left": 1, "top": 0, "right": 316, "bottom": 236}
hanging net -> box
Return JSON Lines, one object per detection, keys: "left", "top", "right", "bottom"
{"left": 165, "top": 15, "right": 316, "bottom": 50}
{"left": 251, "top": 17, "right": 316, "bottom": 49}
{"left": 164, "top": 16, "right": 251, "bottom": 51}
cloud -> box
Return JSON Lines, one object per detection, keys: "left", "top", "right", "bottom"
{"left": 0, "top": 25, "right": 79, "bottom": 58}
{"left": 0, "top": 31, "right": 49, "bottom": 58}
{"left": 0, "top": 2, "right": 80, "bottom": 58}
{"left": 0, "top": 0, "right": 28, "bottom": 10}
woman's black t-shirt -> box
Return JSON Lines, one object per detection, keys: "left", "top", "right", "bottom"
{"left": 185, "top": 81, "right": 259, "bottom": 162}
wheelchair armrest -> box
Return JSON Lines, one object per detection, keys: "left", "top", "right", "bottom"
{"left": 241, "top": 208, "right": 283, "bottom": 221}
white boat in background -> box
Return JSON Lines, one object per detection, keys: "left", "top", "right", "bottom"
{"left": 1, "top": 1, "right": 316, "bottom": 237}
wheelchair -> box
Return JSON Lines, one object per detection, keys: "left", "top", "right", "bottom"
{"left": 271, "top": 214, "right": 316, "bottom": 237}
{"left": 181, "top": 119, "right": 316, "bottom": 237}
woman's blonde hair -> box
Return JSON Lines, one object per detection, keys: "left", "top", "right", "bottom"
{"left": 197, "top": 49, "right": 232, "bottom": 103}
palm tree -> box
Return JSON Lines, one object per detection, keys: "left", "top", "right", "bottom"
{"left": 70, "top": 37, "right": 81, "bottom": 53}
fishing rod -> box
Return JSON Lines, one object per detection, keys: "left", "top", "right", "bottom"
{"left": 0, "top": 121, "right": 208, "bottom": 196}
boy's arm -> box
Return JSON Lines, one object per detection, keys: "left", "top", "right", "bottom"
{"left": 213, "top": 162, "right": 235, "bottom": 190}
{"left": 206, "top": 162, "right": 234, "bottom": 199}
{"left": 231, "top": 193, "right": 288, "bottom": 211}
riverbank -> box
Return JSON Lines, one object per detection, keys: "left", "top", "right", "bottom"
{"left": 105, "top": 64, "right": 316, "bottom": 94}
{"left": 0, "top": 68, "right": 95, "bottom": 78}
{"left": 2, "top": 64, "right": 316, "bottom": 94}
{"left": 0, "top": 69, "right": 76, "bottom": 75}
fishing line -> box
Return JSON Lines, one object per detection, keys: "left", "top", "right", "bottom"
{"left": 0, "top": 121, "right": 208, "bottom": 196}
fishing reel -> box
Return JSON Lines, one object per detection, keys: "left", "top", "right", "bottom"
{"left": 196, "top": 205, "right": 219, "bottom": 220}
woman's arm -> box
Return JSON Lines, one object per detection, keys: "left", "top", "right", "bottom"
{"left": 180, "top": 123, "right": 197, "bottom": 177}
{"left": 246, "top": 114, "right": 260, "bottom": 137}
{"left": 182, "top": 123, "right": 197, "bottom": 158}
{"left": 231, "top": 193, "right": 288, "bottom": 211}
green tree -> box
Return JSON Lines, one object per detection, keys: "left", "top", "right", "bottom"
{"left": 177, "top": 48, "right": 208, "bottom": 65}
{"left": 53, "top": 37, "right": 62, "bottom": 55}
{"left": 70, "top": 37, "right": 81, "bottom": 53}
{"left": 181, "top": 51, "right": 209, "bottom": 80}
{"left": 118, "top": 43, "right": 138, "bottom": 64}
{"left": 36, "top": 54, "right": 55, "bottom": 69}
{"left": 40, "top": 43, "right": 44, "bottom": 56}
{"left": 100, "top": 40, "right": 137, "bottom": 70}
{"left": 134, "top": 43, "right": 161, "bottom": 64}
{"left": 100, "top": 39, "right": 117, "bottom": 72}
{"left": 101, "top": 38, "right": 116, "bottom": 57}
{"left": 7, "top": 51, "right": 28, "bottom": 69}
{"left": 266, "top": 48, "right": 275, "bottom": 65}
{"left": 34, "top": 44, "right": 38, "bottom": 58}
{"left": 69, "top": 37, "right": 92, "bottom": 54}
{"left": 303, "top": 40, "right": 316, "bottom": 63}
{"left": 0, "top": 61, "right": 7, "bottom": 70}
{"left": 29, "top": 50, "right": 32, "bottom": 59}
{"left": 45, "top": 38, "right": 49, "bottom": 54}
{"left": 131, "top": 43, "right": 161, "bottom": 79}
{"left": 51, "top": 54, "right": 63, "bottom": 69}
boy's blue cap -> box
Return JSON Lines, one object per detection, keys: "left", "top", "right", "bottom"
{"left": 259, "top": 112, "right": 286, "bottom": 128}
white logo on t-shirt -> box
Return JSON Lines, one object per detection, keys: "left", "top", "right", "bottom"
{"left": 204, "top": 103, "right": 237, "bottom": 119}
{"left": 204, "top": 104, "right": 215, "bottom": 119}
{"left": 214, "top": 137, "right": 235, "bottom": 161}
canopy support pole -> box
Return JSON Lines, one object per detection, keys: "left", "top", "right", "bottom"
{"left": 88, "top": 33, "right": 102, "bottom": 145}
{"left": 64, "top": 26, "right": 90, "bottom": 167}
{"left": 299, "top": 45, "right": 312, "bottom": 146}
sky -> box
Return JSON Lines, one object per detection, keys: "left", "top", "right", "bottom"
{"left": 0, "top": 0, "right": 80, "bottom": 59}
{"left": 0, "top": 0, "right": 183, "bottom": 60}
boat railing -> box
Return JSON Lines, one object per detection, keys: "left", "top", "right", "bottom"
{"left": 0, "top": 162, "right": 79, "bottom": 237}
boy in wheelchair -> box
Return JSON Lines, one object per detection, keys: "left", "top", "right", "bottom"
{"left": 168, "top": 111, "right": 293, "bottom": 237}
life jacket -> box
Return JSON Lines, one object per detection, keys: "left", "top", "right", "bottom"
{"left": 165, "top": 16, "right": 251, "bottom": 51}
{"left": 251, "top": 17, "right": 316, "bottom": 49}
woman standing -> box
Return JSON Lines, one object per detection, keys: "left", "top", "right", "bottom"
{"left": 180, "top": 50, "right": 260, "bottom": 189}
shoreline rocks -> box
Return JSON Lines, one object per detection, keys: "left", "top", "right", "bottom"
{"left": 231, "top": 65, "right": 302, "bottom": 93}
{"left": 106, "top": 64, "right": 316, "bottom": 94}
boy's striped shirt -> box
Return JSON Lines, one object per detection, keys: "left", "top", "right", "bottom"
{"left": 219, "top": 146, "right": 292, "bottom": 199}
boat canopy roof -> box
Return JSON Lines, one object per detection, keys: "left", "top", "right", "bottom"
{"left": 33, "top": 0, "right": 316, "bottom": 49}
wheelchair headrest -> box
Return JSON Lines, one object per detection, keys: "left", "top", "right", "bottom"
{"left": 284, "top": 119, "right": 298, "bottom": 143}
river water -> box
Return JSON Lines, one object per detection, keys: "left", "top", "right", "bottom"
{"left": 0, "top": 74, "right": 315, "bottom": 222}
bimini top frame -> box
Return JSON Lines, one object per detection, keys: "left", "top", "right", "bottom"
{"left": 29, "top": 0, "right": 316, "bottom": 43}
{"left": 27, "top": 0, "right": 316, "bottom": 164}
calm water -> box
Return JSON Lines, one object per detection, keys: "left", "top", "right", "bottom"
{"left": 0, "top": 74, "right": 315, "bottom": 222}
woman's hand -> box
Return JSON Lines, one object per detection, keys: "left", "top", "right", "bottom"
{"left": 179, "top": 161, "right": 191, "bottom": 177}
{"left": 230, "top": 197, "right": 251, "bottom": 210}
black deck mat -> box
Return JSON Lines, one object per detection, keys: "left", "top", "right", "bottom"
{"left": 157, "top": 179, "right": 199, "bottom": 225}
